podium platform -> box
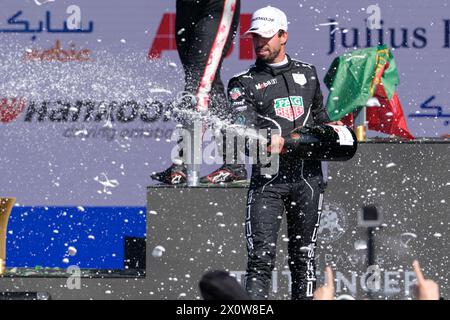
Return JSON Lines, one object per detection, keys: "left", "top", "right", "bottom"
{"left": 145, "top": 140, "right": 450, "bottom": 300}
{"left": 0, "top": 141, "right": 448, "bottom": 299}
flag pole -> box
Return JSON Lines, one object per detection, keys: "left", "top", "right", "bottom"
{"left": 354, "top": 106, "right": 367, "bottom": 142}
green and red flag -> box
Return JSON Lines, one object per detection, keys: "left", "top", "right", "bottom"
{"left": 324, "top": 45, "right": 414, "bottom": 139}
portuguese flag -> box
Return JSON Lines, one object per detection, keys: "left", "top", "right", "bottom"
{"left": 324, "top": 45, "right": 414, "bottom": 140}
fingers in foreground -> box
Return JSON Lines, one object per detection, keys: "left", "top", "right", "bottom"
{"left": 412, "top": 260, "right": 425, "bottom": 284}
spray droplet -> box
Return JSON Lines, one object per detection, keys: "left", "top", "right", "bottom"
{"left": 68, "top": 246, "right": 77, "bottom": 256}
{"left": 152, "top": 245, "right": 166, "bottom": 258}
{"left": 386, "top": 163, "right": 396, "bottom": 168}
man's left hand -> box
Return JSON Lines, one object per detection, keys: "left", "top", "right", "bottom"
{"left": 326, "top": 120, "right": 344, "bottom": 126}
{"left": 267, "top": 134, "right": 285, "bottom": 154}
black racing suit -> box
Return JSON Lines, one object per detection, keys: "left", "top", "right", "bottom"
{"left": 176, "top": 0, "right": 240, "bottom": 118}
{"left": 227, "top": 55, "right": 331, "bottom": 300}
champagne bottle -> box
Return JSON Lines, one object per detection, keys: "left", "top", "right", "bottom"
{"left": 283, "top": 125, "right": 358, "bottom": 161}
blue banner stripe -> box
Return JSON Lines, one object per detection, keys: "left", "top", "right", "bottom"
{"left": 6, "top": 206, "right": 146, "bottom": 269}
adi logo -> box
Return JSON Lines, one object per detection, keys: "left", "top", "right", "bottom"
{"left": 0, "top": 98, "right": 26, "bottom": 123}
{"left": 273, "top": 96, "right": 304, "bottom": 121}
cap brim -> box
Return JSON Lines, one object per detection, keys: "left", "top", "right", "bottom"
{"left": 244, "top": 27, "right": 278, "bottom": 38}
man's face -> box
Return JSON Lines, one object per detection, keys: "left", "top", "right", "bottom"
{"left": 252, "top": 31, "right": 288, "bottom": 63}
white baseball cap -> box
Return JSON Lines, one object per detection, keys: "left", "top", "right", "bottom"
{"left": 245, "top": 6, "right": 288, "bottom": 38}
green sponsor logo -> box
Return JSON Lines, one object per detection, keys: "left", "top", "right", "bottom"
{"left": 289, "top": 96, "right": 303, "bottom": 106}
{"left": 274, "top": 96, "right": 303, "bottom": 109}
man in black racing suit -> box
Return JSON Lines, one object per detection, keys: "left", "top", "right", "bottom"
{"left": 227, "top": 6, "right": 341, "bottom": 300}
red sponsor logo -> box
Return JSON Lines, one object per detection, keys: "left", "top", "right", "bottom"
{"left": 275, "top": 106, "right": 305, "bottom": 122}
{"left": 0, "top": 98, "right": 26, "bottom": 123}
{"left": 148, "top": 13, "right": 256, "bottom": 60}
{"left": 24, "top": 40, "right": 94, "bottom": 62}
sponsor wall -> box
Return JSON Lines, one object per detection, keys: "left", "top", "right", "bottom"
{"left": 0, "top": 0, "right": 449, "bottom": 268}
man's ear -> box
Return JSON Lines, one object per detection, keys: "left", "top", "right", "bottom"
{"left": 281, "top": 31, "right": 288, "bottom": 45}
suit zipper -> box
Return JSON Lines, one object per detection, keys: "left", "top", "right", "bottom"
{"left": 281, "top": 73, "right": 297, "bottom": 131}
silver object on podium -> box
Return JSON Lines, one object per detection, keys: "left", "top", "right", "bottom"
{"left": 0, "top": 197, "right": 15, "bottom": 275}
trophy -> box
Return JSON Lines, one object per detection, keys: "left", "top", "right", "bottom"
{"left": 0, "top": 197, "right": 15, "bottom": 275}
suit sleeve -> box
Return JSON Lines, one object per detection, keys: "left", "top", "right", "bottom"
{"left": 311, "top": 66, "right": 331, "bottom": 124}
{"left": 227, "top": 77, "right": 258, "bottom": 129}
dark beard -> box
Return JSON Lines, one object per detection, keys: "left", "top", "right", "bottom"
{"left": 258, "top": 47, "right": 282, "bottom": 64}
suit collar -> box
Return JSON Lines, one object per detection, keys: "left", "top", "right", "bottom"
{"left": 255, "top": 54, "right": 294, "bottom": 76}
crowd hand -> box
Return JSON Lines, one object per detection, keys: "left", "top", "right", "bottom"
{"left": 313, "top": 266, "right": 336, "bottom": 300}
{"left": 412, "top": 260, "right": 440, "bottom": 300}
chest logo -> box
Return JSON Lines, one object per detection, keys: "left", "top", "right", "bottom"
{"left": 255, "top": 78, "right": 278, "bottom": 90}
{"left": 273, "top": 96, "right": 304, "bottom": 121}
{"left": 229, "top": 87, "right": 243, "bottom": 100}
{"left": 293, "top": 73, "right": 307, "bottom": 86}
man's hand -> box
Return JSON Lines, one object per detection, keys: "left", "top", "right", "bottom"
{"left": 267, "top": 134, "right": 285, "bottom": 154}
{"left": 412, "top": 260, "right": 440, "bottom": 300}
{"left": 313, "top": 266, "right": 336, "bottom": 300}
{"left": 326, "top": 120, "right": 344, "bottom": 126}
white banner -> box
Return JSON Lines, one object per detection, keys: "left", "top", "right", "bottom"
{"left": 1, "top": 0, "right": 449, "bottom": 206}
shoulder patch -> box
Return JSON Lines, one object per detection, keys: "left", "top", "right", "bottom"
{"left": 291, "top": 58, "right": 314, "bottom": 70}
